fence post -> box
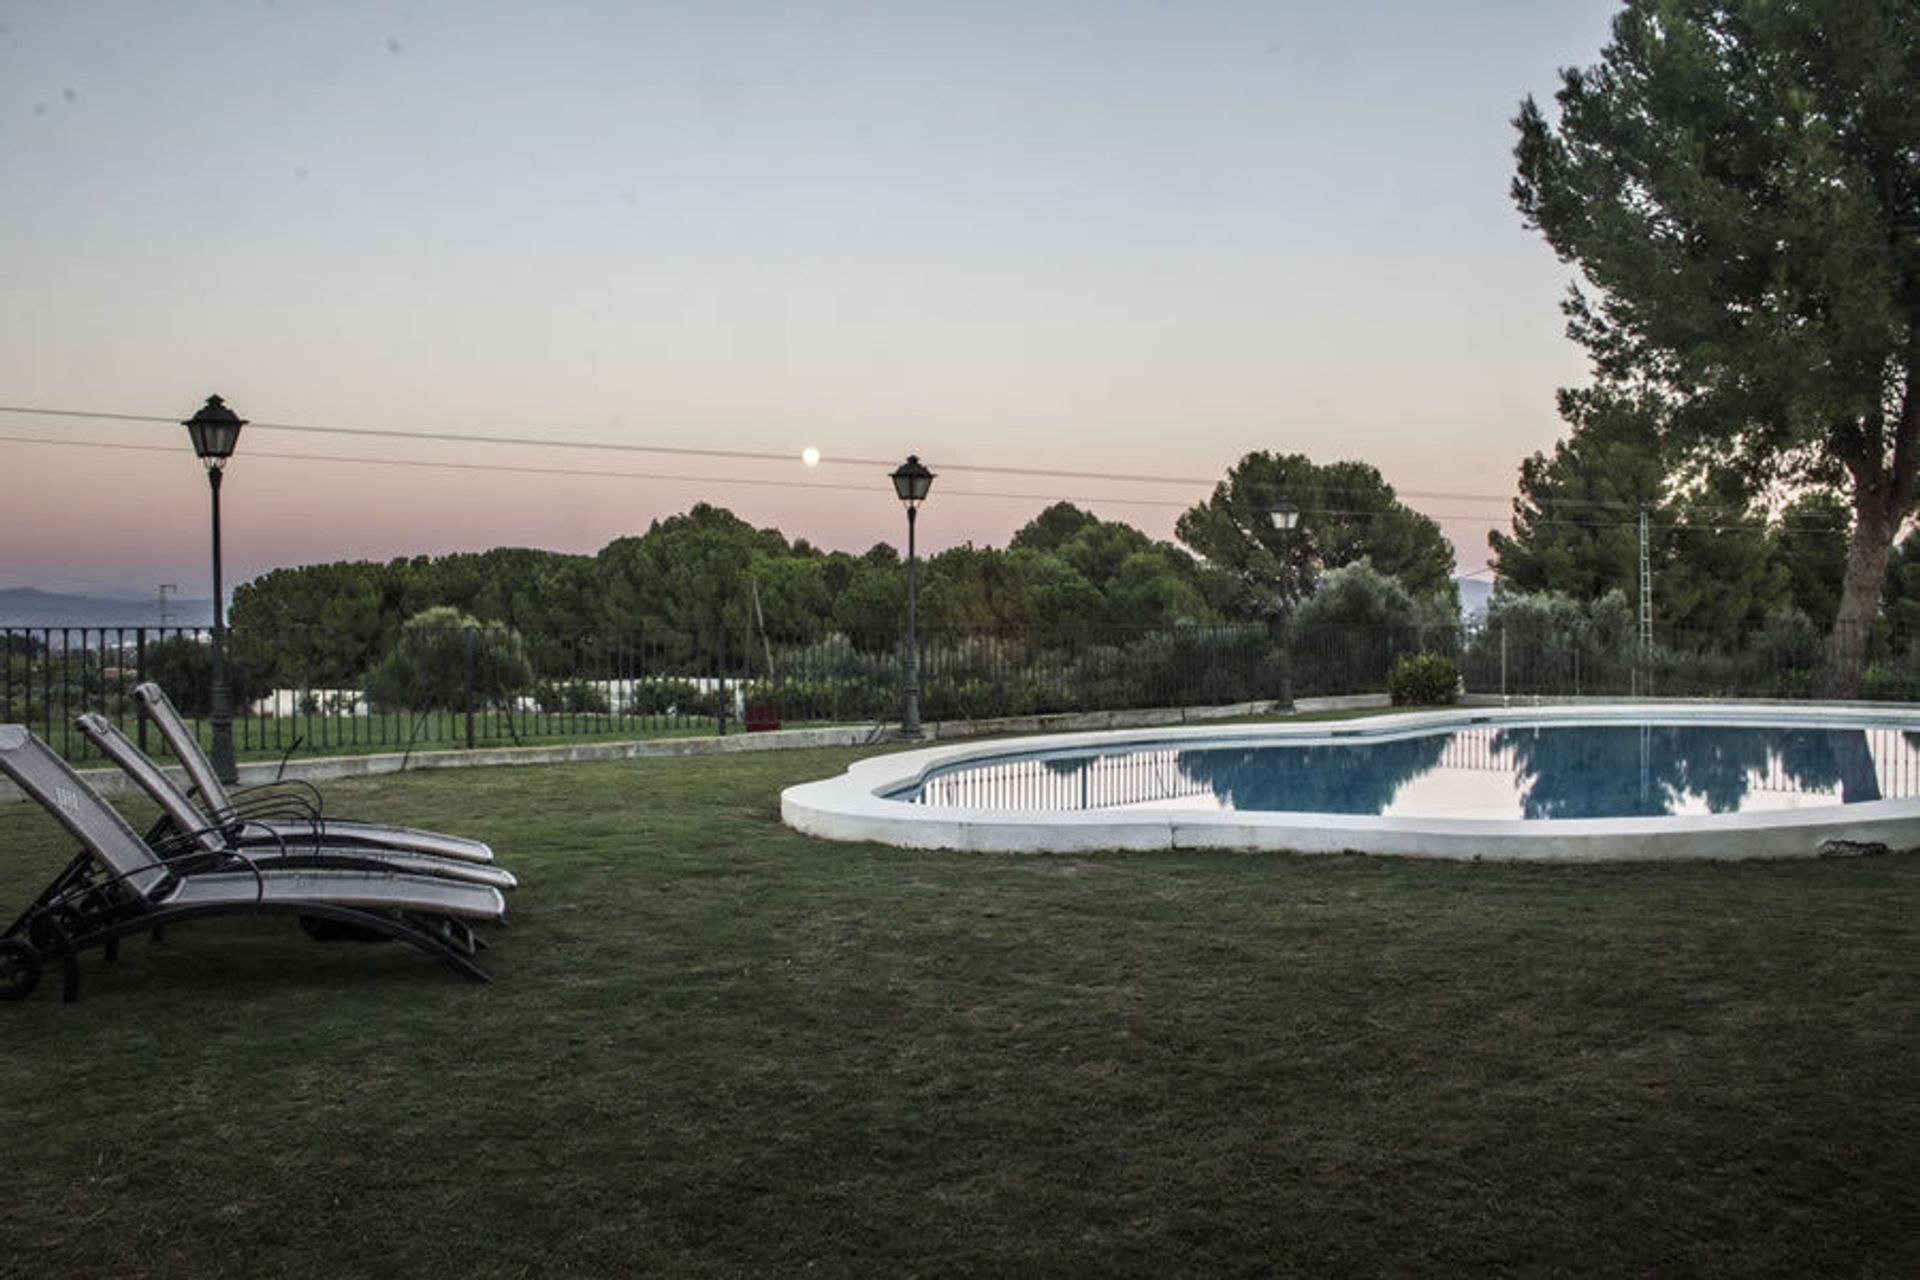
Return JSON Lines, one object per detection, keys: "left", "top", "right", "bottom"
{"left": 714, "top": 622, "right": 729, "bottom": 736}
{"left": 463, "top": 625, "right": 477, "bottom": 751}
{"left": 1500, "top": 625, "right": 1508, "bottom": 704}
{"left": 135, "top": 628, "right": 148, "bottom": 752}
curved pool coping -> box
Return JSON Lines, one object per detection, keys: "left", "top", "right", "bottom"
{"left": 779, "top": 702, "right": 1920, "bottom": 861}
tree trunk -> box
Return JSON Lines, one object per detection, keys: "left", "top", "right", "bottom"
{"left": 1816, "top": 501, "right": 1895, "bottom": 698}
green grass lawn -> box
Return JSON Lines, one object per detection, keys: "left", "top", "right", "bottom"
{"left": 0, "top": 745, "right": 1915, "bottom": 1277}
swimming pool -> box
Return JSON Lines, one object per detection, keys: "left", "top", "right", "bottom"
{"left": 779, "top": 704, "right": 1920, "bottom": 860}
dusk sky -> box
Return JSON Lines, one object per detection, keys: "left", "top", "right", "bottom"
{"left": 1, "top": 0, "right": 1619, "bottom": 599}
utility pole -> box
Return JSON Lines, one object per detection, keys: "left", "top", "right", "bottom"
{"left": 156, "top": 583, "right": 178, "bottom": 629}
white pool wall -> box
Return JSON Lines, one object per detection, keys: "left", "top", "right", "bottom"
{"left": 779, "top": 702, "right": 1920, "bottom": 861}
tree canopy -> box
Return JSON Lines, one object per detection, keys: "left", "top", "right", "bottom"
{"left": 1491, "top": 386, "right": 1669, "bottom": 602}
{"left": 1491, "top": 384, "right": 1858, "bottom": 644}
{"left": 1513, "top": 0, "right": 1920, "bottom": 692}
{"left": 230, "top": 460, "right": 1461, "bottom": 685}
{"left": 1175, "top": 452, "right": 1457, "bottom": 615}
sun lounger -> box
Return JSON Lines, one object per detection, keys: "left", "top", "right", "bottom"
{"left": 0, "top": 724, "right": 505, "bottom": 1002}
{"left": 130, "top": 682, "right": 496, "bottom": 865}
{"left": 74, "top": 713, "right": 517, "bottom": 891}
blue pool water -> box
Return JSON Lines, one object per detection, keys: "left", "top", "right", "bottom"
{"left": 892, "top": 723, "right": 1920, "bottom": 820}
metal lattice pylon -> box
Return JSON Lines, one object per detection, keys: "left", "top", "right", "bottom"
{"left": 1636, "top": 506, "right": 1653, "bottom": 695}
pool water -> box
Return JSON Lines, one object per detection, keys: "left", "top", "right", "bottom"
{"left": 892, "top": 723, "right": 1920, "bottom": 821}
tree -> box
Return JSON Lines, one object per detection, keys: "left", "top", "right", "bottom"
{"left": 1176, "top": 452, "right": 1457, "bottom": 615}
{"left": 1293, "top": 559, "right": 1421, "bottom": 632}
{"left": 1770, "top": 491, "right": 1852, "bottom": 631}
{"left": 1655, "top": 485, "right": 1789, "bottom": 647}
{"left": 1009, "top": 502, "right": 1102, "bottom": 555}
{"left": 1492, "top": 385, "right": 1670, "bottom": 600}
{"left": 1880, "top": 525, "right": 1920, "bottom": 654}
{"left": 1496, "top": 388, "right": 1852, "bottom": 641}
{"left": 1514, "top": 0, "right": 1920, "bottom": 694}
{"left": 591, "top": 503, "right": 797, "bottom": 668}
{"left": 142, "top": 633, "right": 264, "bottom": 717}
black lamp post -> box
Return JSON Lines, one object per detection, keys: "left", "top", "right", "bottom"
{"left": 1263, "top": 499, "right": 1301, "bottom": 714}
{"left": 183, "top": 394, "right": 246, "bottom": 784}
{"left": 890, "top": 454, "right": 935, "bottom": 738}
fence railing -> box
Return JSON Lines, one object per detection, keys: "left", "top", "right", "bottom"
{"left": 2, "top": 616, "right": 1912, "bottom": 765}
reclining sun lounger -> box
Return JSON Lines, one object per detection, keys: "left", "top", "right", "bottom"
{"left": 0, "top": 724, "right": 506, "bottom": 1003}
{"left": 130, "top": 681, "right": 495, "bottom": 865}
{"left": 75, "top": 713, "right": 517, "bottom": 892}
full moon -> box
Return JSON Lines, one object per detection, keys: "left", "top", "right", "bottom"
{"left": 801, "top": 447, "right": 821, "bottom": 467}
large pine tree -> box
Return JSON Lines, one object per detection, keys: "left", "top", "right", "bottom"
{"left": 1514, "top": 0, "right": 1919, "bottom": 694}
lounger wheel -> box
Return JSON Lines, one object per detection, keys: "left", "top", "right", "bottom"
{"left": 0, "top": 940, "right": 42, "bottom": 1001}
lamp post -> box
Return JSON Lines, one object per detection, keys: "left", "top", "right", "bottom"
{"left": 183, "top": 395, "right": 246, "bottom": 784}
{"left": 1263, "top": 499, "right": 1301, "bottom": 714}
{"left": 890, "top": 454, "right": 935, "bottom": 738}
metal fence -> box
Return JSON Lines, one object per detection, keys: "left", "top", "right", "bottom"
{"left": 2, "top": 616, "right": 1911, "bottom": 765}
{"left": 0, "top": 621, "right": 1286, "bottom": 765}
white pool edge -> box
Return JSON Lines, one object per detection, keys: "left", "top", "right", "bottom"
{"left": 779, "top": 702, "right": 1920, "bottom": 861}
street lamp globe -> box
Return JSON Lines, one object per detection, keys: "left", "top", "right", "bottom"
{"left": 891, "top": 454, "right": 935, "bottom": 506}
{"left": 184, "top": 395, "right": 246, "bottom": 469}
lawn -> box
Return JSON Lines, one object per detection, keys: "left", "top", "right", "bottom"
{"left": 0, "top": 744, "right": 1915, "bottom": 1277}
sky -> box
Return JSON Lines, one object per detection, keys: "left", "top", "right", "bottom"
{"left": 0, "top": 0, "right": 1621, "bottom": 599}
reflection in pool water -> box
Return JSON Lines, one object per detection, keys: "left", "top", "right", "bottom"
{"left": 897, "top": 724, "right": 1920, "bottom": 820}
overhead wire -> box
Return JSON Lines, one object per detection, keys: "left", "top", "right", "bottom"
{"left": 0, "top": 404, "right": 1857, "bottom": 535}
{"left": 0, "top": 402, "right": 1547, "bottom": 506}
{"left": 0, "top": 433, "right": 1207, "bottom": 512}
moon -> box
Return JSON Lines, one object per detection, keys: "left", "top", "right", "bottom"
{"left": 801, "top": 447, "right": 821, "bottom": 467}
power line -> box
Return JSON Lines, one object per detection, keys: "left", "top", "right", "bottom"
{"left": 0, "top": 402, "right": 1529, "bottom": 504}
{"left": 2, "top": 433, "right": 1860, "bottom": 536}
{"left": 0, "top": 407, "right": 1863, "bottom": 538}
{"left": 0, "top": 432, "right": 1191, "bottom": 512}
{"left": 0, "top": 402, "right": 1877, "bottom": 530}
{"left": 0, "top": 403, "right": 1216, "bottom": 484}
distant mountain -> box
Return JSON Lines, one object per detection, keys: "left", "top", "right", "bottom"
{"left": 0, "top": 588, "right": 214, "bottom": 629}
{"left": 1454, "top": 577, "right": 1493, "bottom": 619}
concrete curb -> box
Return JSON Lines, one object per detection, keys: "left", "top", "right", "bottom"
{"left": 780, "top": 701, "right": 1920, "bottom": 860}
{"left": 0, "top": 694, "right": 1391, "bottom": 805}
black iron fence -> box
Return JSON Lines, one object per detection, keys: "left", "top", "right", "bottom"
{"left": 1, "top": 616, "right": 1910, "bottom": 765}
{"left": 0, "top": 621, "right": 1287, "bottom": 765}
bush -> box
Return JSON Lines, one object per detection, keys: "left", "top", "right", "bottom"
{"left": 739, "top": 677, "right": 890, "bottom": 722}
{"left": 364, "top": 608, "right": 534, "bottom": 712}
{"left": 142, "top": 633, "right": 263, "bottom": 716}
{"left": 1748, "top": 611, "right": 1824, "bottom": 697}
{"left": 1466, "top": 588, "right": 1635, "bottom": 696}
{"left": 1387, "top": 654, "right": 1460, "bottom": 706}
{"left": 536, "top": 679, "right": 611, "bottom": 715}
{"left": 626, "top": 679, "right": 720, "bottom": 719}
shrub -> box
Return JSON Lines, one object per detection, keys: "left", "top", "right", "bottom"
{"left": 1295, "top": 558, "right": 1419, "bottom": 629}
{"left": 536, "top": 679, "right": 611, "bottom": 715}
{"left": 142, "top": 633, "right": 263, "bottom": 716}
{"left": 738, "top": 677, "right": 890, "bottom": 722}
{"left": 1466, "top": 588, "right": 1635, "bottom": 696}
{"left": 1387, "top": 653, "right": 1460, "bottom": 706}
{"left": 364, "top": 608, "right": 533, "bottom": 712}
{"left": 627, "top": 679, "right": 720, "bottom": 719}
{"left": 1859, "top": 664, "right": 1920, "bottom": 702}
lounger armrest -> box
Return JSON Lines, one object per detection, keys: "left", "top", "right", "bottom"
{"left": 218, "top": 793, "right": 324, "bottom": 843}
{"left": 230, "top": 779, "right": 326, "bottom": 821}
